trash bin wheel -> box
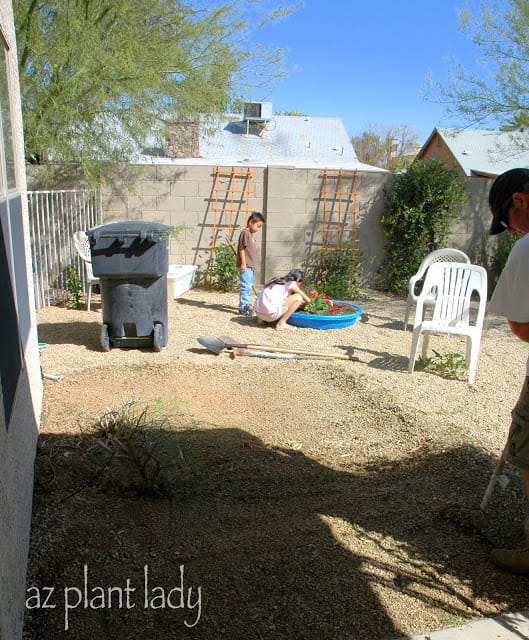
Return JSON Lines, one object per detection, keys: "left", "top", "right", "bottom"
{"left": 153, "top": 322, "right": 164, "bottom": 352}
{"left": 101, "top": 323, "right": 111, "bottom": 352}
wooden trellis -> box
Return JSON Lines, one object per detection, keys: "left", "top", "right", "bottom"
{"left": 319, "top": 169, "right": 359, "bottom": 250}
{"left": 207, "top": 166, "right": 254, "bottom": 255}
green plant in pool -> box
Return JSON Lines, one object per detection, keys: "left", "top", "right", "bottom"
{"left": 303, "top": 289, "right": 337, "bottom": 315}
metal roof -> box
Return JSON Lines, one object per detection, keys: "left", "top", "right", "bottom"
{"left": 429, "top": 128, "right": 529, "bottom": 177}
{"left": 137, "top": 113, "right": 385, "bottom": 171}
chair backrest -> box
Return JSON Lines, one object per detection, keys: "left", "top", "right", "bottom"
{"left": 73, "top": 230, "right": 92, "bottom": 263}
{"left": 413, "top": 248, "right": 470, "bottom": 282}
{"left": 415, "top": 262, "right": 487, "bottom": 329}
{"left": 73, "top": 230, "right": 97, "bottom": 281}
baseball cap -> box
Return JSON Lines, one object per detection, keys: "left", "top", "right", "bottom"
{"left": 489, "top": 167, "right": 529, "bottom": 235}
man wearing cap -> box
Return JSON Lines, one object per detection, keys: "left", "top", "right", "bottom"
{"left": 487, "top": 167, "right": 529, "bottom": 575}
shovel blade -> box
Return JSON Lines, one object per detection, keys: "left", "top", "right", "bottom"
{"left": 196, "top": 336, "right": 226, "bottom": 355}
{"left": 219, "top": 335, "right": 241, "bottom": 348}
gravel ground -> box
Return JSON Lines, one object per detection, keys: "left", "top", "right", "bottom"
{"left": 26, "top": 287, "right": 529, "bottom": 640}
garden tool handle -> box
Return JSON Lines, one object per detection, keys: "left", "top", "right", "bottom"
{"left": 244, "top": 344, "right": 358, "bottom": 361}
{"left": 480, "top": 440, "right": 509, "bottom": 511}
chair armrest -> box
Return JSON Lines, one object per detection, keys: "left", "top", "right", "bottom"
{"left": 408, "top": 274, "right": 422, "bottom": 301}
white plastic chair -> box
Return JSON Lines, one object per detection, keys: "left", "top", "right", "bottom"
{"left": 73, "top": 230, "right": 100, "bottom": 311}
{"left": 408, "top": 262, "right": 488, "bottom": 385}
{"left": 403, "top": 248, "right": 470, "bottom": 330}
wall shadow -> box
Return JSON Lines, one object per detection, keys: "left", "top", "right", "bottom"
{"left": 175, "top": 296, "right": 237, "bottom": 315}
{"left": 26, "top": 425, "right": 529, "bottom": 639}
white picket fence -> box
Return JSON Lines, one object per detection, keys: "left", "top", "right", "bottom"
{"left": 28, "top": 189, "right": 102, "bottom": 308}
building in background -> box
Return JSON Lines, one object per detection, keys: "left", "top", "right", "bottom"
{"left": 417, "top": 127, "right": 529, "bottom": 178}
{"left": 139, "top": 102, "right": 381, "bottom": 172}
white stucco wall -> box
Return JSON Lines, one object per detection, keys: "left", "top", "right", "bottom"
{"left": 0, "top": 1, "right": 43, "bottom": 638}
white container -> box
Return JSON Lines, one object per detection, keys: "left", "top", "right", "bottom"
{"left": 167, "top": 264, "right": 197, "bottom": 299}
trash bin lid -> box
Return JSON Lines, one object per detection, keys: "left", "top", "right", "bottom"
{"left": 87, "top": 221, "right": 173, "bottom": 242}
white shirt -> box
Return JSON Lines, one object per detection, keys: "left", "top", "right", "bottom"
{"left": 488, "top": 233, "right": 529, "bottom": 373}
{"left": 255, "top": 281, "right": 296, "bottom": 314}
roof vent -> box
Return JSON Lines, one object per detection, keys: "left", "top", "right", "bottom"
{"left": 243, "top": 102, "right": 272, "bottom": 122}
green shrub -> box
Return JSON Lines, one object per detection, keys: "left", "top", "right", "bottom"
{"left": 199, "top": 242, "right": 239, "bottom": 292}
{"left": 66, "top": 265, "right": 82, "bottom": 309}
{"left": 491, "top": 231, "right": 520, "bottom": 284}
{"left": 302, "top": 240, "right": 361, "bottom": 299}
{"left": 418, "top": 350, "right": 468, "bottom": 380}
{"left": 378, "top": 159, "right": 467, "bottom": 295}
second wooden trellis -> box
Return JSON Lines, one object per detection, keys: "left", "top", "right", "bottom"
{"left": 318, "top": 169, "right": 359, "bottom": 250}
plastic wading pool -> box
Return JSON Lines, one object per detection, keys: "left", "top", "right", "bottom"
{"left": 287, "top": 302, "right": 363, "bottom": 330}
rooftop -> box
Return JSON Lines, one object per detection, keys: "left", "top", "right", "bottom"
{"left": 137, "top": 112, "right": 385, "bottom": 171}
{"left": 426, "top": 128, "right": 529, "bottom": 177}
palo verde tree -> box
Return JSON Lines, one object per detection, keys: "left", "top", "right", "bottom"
{"left": 378, "top": 159, "right": 467, "bottom": 295}
{"left": 429, "top": 1, "right": 529, "bottom": 133}
{"left": 14, "top": 0, "right": 294, "bottom": 181}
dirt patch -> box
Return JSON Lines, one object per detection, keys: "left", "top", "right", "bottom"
{"left": 25, "top": 289, "right": 529, "bottom": 639}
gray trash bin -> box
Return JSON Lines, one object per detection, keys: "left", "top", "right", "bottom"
{"left": 86, "top": 221, "right": 173, "bottom": 351}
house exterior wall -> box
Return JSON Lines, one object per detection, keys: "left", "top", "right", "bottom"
{"left": 417, "top": 133, "right": 465, "bottom": 176}
{"left": 0, "top": 0, "right": 43, "bottom": 638}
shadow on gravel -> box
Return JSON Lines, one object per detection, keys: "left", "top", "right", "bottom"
{"left": 26, "top": 424, "right": 529, "bottom": 640}
{"left": 175, "top": 297, "right": 236, "bottom": 315}
{"left": 38, "top": 321, "right": 102, "bottom": 350}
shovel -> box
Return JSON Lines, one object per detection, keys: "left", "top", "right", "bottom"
{"left": 196, "top": 335, "right": 358, "bottom": 361}
{"left": 230, "top": 347, "right": 325, "bottom": 361}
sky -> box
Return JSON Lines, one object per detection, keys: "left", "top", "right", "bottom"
{"left": 246, "top": 0, "right": 486, "bottom": 145}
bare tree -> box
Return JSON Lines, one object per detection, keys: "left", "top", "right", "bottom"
{"left": 352, "top": 124, "right": 420, "bottom": 171}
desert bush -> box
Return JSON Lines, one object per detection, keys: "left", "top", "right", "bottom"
{"left": 199, "top": 242, "right": 239, "bottom": 292}
{"left": 379, "top": 159, "right": 467, "bottom": 295}
{"left": 302, "top": 240, "right": 361, "bottom": 299}
{"left": 84, "top": 399, "right": 195, "bottom": 497}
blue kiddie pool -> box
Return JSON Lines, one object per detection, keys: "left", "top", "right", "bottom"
{"left": 287, "top": 302, "right": 363, "bottom": 330}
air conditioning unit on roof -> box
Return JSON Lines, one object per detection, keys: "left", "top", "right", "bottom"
{"left": 243, "top": 102, "right": 272, "bottom": 121}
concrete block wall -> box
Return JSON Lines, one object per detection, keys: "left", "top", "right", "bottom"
{"left": 265, "top": 166, "right": 315, "bottom": 278}
{"left": 102, "top": 164, "right": 267, "bottom": 278}
{"left": 101, "top": 163, "right": 392, "bottom": 287}
{"left": 27, "top": 162, "right": 499, "bottom": 291}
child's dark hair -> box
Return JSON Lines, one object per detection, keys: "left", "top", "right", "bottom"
{"left": 247, "top": 211, "right": 265, "bottom": 224}
{"left": 264, "top": 269, "right": 303, "bottom": 288}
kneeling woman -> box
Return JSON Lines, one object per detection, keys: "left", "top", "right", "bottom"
{"left": 255, "top": 269, "right": 311, "bottom": 330}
